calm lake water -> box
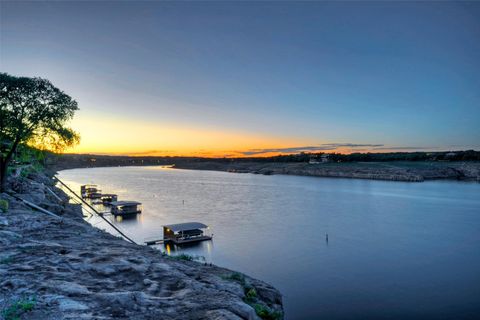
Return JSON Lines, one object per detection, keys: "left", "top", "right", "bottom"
{"left": 58, "top": 166, "right": 480, "bottom": 319}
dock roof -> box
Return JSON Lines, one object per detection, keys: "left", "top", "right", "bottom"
{"left": 164, "top": 222, "right": 208, "bottom": 232}
{"left": 110, "top": 201, "right": 141, "bottom": 206}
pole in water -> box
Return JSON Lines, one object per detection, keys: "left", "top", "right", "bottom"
{"left": 326, "top": 233, "right": 329, "bottom": 243}
{"left": 182, "top": 200, "right": 185, "bottom": 205}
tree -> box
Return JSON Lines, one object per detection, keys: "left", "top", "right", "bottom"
{"left": 0, "top": 73, "right": 79, "bottom": 191}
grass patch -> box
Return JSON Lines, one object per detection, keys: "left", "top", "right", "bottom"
{"left": 1, "top": 297, "right": 36, "bottom": 320}
{"left": 221, "top": 272, "right": 246, "bottom": 286}
{"left": 251, "top": 303, "right": 283, "bottom": 320}
{"left": 170, "top": 253, "right": 194, "bottom": 261}
{"left": 244, "top": 287, "right": 257, "bottom": 303}
{"left": 222, "top": 272, "right": 283, "bottom": 319}
{"left": 0, "top": 199, "right": 8, "bottom": 213}
{"left": 244, "top": 287, "right": 282, "bottom": 319}
{"left": 166, "top": 253, "right": 205, "bottom": 262}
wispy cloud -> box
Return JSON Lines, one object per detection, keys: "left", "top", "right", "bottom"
{"left": 128, "top": 150, "right": 174, "bottom": 156}
{"left": 91, "top": 150, "right": 175, "bottom": 156}
{"left": 321, "top": 143, "right": 384, "bottom": 148}
{"left": 381, "top": 145, "right": 480, "bottom": 151}
{"left": 371, "top": 146, "right": 434, "bottom": 151}
{"left": 239, "top": 143, "right": 384, "bottom": 156}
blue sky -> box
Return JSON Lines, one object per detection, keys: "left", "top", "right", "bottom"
{"left": 1, "top": 1, "right": 479, "bottom": 155}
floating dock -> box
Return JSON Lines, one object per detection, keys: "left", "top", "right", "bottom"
{"left": 111, "top": 201, "right": 142, "bottom": 217}
{"left": 145, "top": 222, "right": 212, "bottom": 245}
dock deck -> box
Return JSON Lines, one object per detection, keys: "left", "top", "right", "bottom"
{"left": 145, "top": 222, "right": 213, "bottom": 246}
{"left": 145, "top": 235, "right": 212, "bottom": 246}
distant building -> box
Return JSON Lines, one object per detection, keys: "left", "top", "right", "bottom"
{"left": 309, "top": 154, "right": 330, "bottom": 164}
{"left": 321, "top": 154, "right": 330, "bottom": 163}
{"left": 309, "top": 156, "right": 320, "bottom": 164}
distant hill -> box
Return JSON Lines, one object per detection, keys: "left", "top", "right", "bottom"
{"left": 49, "top": 150, "right": 480, "bottom": 170}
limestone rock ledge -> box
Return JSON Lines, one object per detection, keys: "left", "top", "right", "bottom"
{"left": 175, "top": 161, "right": 480, "bottom": 182}
{"left": 0, "top": 172, "right": 283, "bottom": 320}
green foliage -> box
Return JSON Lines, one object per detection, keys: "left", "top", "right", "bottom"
{"left": 171, "top": 253, "right": 194, "bottom": 261}
{"left": 244, "top": 287, "right": 257, "bottom": 303}
{"left": 221, "top": 272, "right": 282, "bottom": 319}
{"left": 251, "top": 303, "right": 283, "bottom": 320}
{"left": 11, "top": 144, "right": 47, "bottom": 169}
{"left": 244, "top": 285, "right": 283, "bottom": 319}
{"left": 0, "top": 72, "right": 80, "bottom": 191}
{"left": 165, "top": 253, "right": 206, "bottom": 262}
{"left": 0, "top": 199, "right": 8, "bottom": 212}
{"left": 1, "top": 297, "right": 36, "bottom": 320}
{"left": 18, "top": 164, "right": 43, "bottom": 178}
{"left": 0, "top": 73, "right": 79, "bottom": 152}
{"left": 222, "top": 272, "right": 246, "bottom": 285}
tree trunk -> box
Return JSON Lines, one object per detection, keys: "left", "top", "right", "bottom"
{"left": 0, "top": 158, "right": 7, "bottom": 193}
{"left": 1, "top": 136, "right": 21, "bottom": 192}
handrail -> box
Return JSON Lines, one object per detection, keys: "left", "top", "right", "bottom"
{"left": 7, "top": 192, "right": 61, "bottom": 219}
{"left": 44, "top": 185, "right": 63, "bottom": 202}
{"left": 53, "top": 176, "right": 137, "bottom": 245}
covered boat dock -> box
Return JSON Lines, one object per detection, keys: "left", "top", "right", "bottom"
{"left": 163, "top": 222, "right": 212, "bottom": 245}
{"left": 145, "top": 222, "right": 212, "bottom": 245}
{"left": 81, "top": 184, "right": 102, "bottom": 199}
{"left": 111, "top": 201, "right": 142, "bottom": 217}
{"left": 101, "top": 194, "right": 118, "bottom": 205}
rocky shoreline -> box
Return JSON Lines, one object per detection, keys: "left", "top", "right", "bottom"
{"left": 173, "top": 161, "right": 480, "bottom": 182}
{"left": 0, "top": 170, "right": 283, "bottom": 319}
{"left": 52, "top": 154, "right": 480, "bottom": 182}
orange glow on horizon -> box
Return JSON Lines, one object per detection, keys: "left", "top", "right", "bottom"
{"left": 68, "top": 112, "right": 407, "bottom": 158}
{"left": 69, "top": 112, "right": 309, "bottom": 158}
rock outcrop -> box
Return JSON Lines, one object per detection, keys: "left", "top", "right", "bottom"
{"left": 176, "top": 161, "right": 480, "bottom": 182}
{"left": 0, "top": 172, "right": 283, "bottom": 319}
{"left": 50, "top": 153, "right": 480, "bottom": 182}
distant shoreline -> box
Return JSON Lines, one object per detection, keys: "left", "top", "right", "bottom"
{"left": 50, "top": 154, "right": 480, "bottom": 182}
{"left": 173, "top": 161, "right": 480, "bottom": 182}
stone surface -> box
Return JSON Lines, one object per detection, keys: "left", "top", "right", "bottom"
{"left": 0, "top": 216, "right": 8, "bottom": 227}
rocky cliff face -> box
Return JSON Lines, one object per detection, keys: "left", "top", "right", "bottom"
{"left": 51, "top": 153, "right": 480, "bottom": 183}
{"left": 0, "top": 172, "right": 283, "bottom": 320}
{"left": 175, "top": 161, "right": 480, "bottom": 182}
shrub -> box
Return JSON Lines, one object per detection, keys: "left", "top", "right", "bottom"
{"left": 169, "top": 253, "right": 194, "bottom": 261}
{"left": 244, "top": 287, "right": 257, "bottom": 303}
{"left": 251, "top": 303, "right": 283, "bottom": 320}
{"left": 222, "top": 272, "right": 246, "bottom": 285}
{"left": 0, "top": 199, "right": 8, "bottom": 213}
{"left": 221, "top": 272, "right": 282, "bottom": 319}
{"left": 164, "top": 253, "right": 206, "bottom": 262}
{"left": 1, "top": 297, "right": 36, "bottom": 320}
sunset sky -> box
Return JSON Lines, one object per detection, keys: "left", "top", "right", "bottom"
{"left": 1, "top": 1, "right": 479, "bottom": 157}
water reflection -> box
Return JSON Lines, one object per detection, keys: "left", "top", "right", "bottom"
{"left": 160, "top": 239, "right": 213, "bottom": 261}
{"left": 165, "top": 243, "right": 171, "bottom": 255}
{"left": 114, "top": 214, "right": 142, "bottom": 222}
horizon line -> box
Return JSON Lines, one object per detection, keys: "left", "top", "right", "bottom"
{"left": 60, "top": 149, "right": 479, "bottom": 159}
